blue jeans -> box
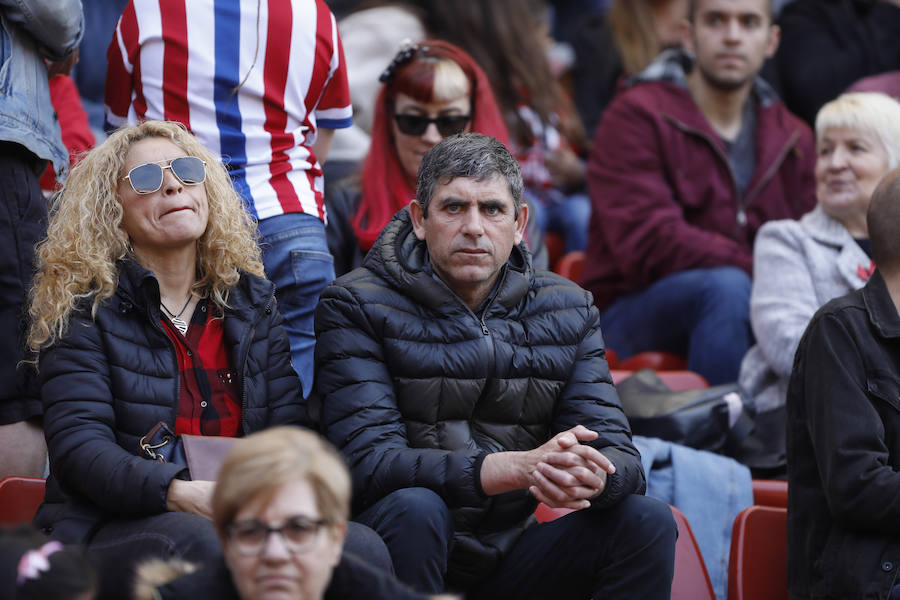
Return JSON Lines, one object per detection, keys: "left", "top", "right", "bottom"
{"left": 599, "top": 267, "right": 752, "bottom": 385}
{"left": 357, "top": 488, "right": 676, "bottom": 598}
{"left": 257, "top": 212, "right": 335, "bottom": 398}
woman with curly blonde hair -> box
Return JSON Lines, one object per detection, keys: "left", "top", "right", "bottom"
{"left": 29, "top": 120, "right": 307, "bottom": 600}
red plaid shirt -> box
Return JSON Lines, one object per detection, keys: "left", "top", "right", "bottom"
{"left": 161, "top": 299, "right": 241, "bottom": 437}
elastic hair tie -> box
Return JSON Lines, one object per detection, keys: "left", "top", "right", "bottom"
{"left": 378, "top": 40, "right": 428, "bottom": 84}
{"left": 16, "top": 540, "right": 64, "bottom": 585}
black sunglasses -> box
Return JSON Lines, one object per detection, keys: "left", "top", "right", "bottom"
{"left": 393, "top": 114, "right": 471, "bottom": 137}
{"left": 121, "top": 156, "right": 207, "bottom": 194}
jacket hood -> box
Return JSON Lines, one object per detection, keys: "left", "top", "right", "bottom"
{"left": 628, "top": 48, "right": 781, "bottom": 109}
{"left": 361, "top": 208, "right": 533, "bottom": 313}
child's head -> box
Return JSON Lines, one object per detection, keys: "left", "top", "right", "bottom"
{"left": 0, "top": 527, "right": 96, "bottom": 600}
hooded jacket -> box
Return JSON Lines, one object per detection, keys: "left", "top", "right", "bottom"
{"left": 34, "top": 259, "right": 304, "bottom": 543}
{"left": 314, "top": 208, "right": 645, "bottom": 587}
{"left": 582, "top": 49, "right": 816, "bottom": 311}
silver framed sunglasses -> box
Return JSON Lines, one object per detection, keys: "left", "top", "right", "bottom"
{"left": 121, "top": 156, "right": 207, "bottom": 194}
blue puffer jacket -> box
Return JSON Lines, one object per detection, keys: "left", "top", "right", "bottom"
{"left": 315, "top": 209, "right": 645, "bottom": 588}
{"left": 35, "top": 259, "right": 304, "bottom": 543}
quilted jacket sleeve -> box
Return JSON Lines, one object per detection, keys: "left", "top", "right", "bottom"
{"left": 40, "top": 309, "right": 184, "bottom": 517}
{"left": 551, "top": 295, "right": 647, "bottom": 508}
{"left": 314, "top": 284, "right": 487, "bottom": 512}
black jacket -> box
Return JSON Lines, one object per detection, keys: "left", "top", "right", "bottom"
{"left": 35, "top": 259, "right": 304, "bottom": 543}
{"left": 775, "top": 0, "right": 900, "bottom": 124}
{"left": 787, "top": 271, "right": 900, "bottom": 600}
{"left": 314, "top": 209, "right": 645, "bottom": 588}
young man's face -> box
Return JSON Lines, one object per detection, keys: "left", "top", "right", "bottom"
{"left": 409, "top": 174, "right": 527, "bottom": 308}
{"left": 683, "top": 0, "right": 779, "bottom": 92}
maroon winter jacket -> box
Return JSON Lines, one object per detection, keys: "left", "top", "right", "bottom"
{"left": 582, "top": 53, "right": 816, "bottom": 311}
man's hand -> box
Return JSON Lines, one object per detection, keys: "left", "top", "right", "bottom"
{"left": 480, "top": 425, "right": 615, "bottom": 510}
{"left": 166, "top": 479, "right": 215, "bottom": 518}
{"left": 528, "top": 425, "right": 614, "bottom": 509}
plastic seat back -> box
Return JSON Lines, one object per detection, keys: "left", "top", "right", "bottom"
{"left": 728, "top": 506, "right": 788, "bottom": 600}
{"left": 752, "top": 479, "right": 788, "bottom": 508}
{"left": 554, "top": 250, "right": 585, "bottom": 283}
{"left": 0, "top": 476, "right": 46, "bottom": 525}
{"left": 618, "top": 351, "right": 687, "bottom": 372}
{"left": 670, "top": 505, "right": 716, "bottom": 600}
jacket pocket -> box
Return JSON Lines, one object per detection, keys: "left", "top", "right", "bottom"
{"left": 867, "top": 375, "right": 900, "bottom": 412}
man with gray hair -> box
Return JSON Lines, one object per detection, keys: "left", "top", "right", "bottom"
{"left": 314, "top": 133, "right": 675, "bottom": 598}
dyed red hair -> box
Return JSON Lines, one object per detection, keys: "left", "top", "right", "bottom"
{"left": 352, "top": 40, "right": 510, "bottom": 250}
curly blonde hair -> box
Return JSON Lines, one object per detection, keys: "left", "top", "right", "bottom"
{"left": 28, "top": 120, "right": 265, "bottom": 353}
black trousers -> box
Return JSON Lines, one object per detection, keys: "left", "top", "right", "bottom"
{"left": 0, "top": 146, "right": 47, "bottom": 424}
{"left": 357, "top": 488, "right": 677, "bottom": 599}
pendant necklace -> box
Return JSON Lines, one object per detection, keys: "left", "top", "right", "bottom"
{"left": 160, "top": 293, "right": 192, "bottom": 335}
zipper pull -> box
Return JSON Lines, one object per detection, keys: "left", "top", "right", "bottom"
{"left": 481, "top": 321, "right": 489, "bottom": 336}
{"left": 736, "top": 208, "right": 747, "bottom": 227}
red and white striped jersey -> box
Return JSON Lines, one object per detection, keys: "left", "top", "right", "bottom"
{"left": 105, "top": 0, "right": 352, "bottom": 221}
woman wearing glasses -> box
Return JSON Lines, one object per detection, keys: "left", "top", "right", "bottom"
{"left": 26, "top": 121, "right": 306, "bottom": 600}
{"left": 133, "top": 427, "right": 445, "bottom": 600}
{"left": 325, "top": 40, "right": 517, "bottom": 277}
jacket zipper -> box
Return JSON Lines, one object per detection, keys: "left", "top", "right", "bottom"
{"left": 237, "top": 290, "right": 274, "bottom": 435}
{"left": 665, "top": 116, "right": 801, "bottom": 240}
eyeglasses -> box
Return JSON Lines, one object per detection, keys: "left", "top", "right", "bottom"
{"left": 225, "top": 516, "right": 331, "bottom": 556}
{"left": 393, "top": 114, "right": 471, "bottom": 137}
{"left": 121, "top": 156, "right": 207, "bottom": 194}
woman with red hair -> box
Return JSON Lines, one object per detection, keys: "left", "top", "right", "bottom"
{"left": 326, "top": 40, "right": 544, "bottom": 276}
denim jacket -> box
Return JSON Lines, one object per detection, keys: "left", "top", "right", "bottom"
{"left": 0, "top": 0, "right": 83, "bottom": 178}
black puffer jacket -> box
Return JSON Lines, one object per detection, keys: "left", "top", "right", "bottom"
{"left": 35, "top": 259, "right": 304, "bottom": 543}
{"left": 315, "top": 209, "right": 645, "bottom": 587}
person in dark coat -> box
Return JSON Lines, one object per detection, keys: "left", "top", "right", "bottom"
{"left": 787, "top": 168, "right": 900, "bottom": 600}
{"left": 774, "top": 0, "right": 900, "bottom": 125}
{"left": 26, "top": 121, "right": 388, "bottom": 600}
{"left": 315, "top": 133, "right": 676, "bottom": 599}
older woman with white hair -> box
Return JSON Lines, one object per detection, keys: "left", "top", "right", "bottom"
{"left": 738, "top": 92, "right": 900, "bottom": 472}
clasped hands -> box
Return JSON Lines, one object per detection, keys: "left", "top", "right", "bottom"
{"left": 527, "top": 425, "right": 614, "bottom": 510}
{"left": 481, "top": 425, "right": 615, "bottom": 511}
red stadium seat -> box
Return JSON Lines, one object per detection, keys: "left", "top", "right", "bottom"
{"left": 671, "top": 505, "right": 716, "bottom": 600}
{"left": 619, "top": 351, "right": 687, "bottom": 372}
{"left": 609, "top": 369, "right": 708, "bottom": 391}
{"left": 545, "top": 232, "right": 565, "bottom": 271}
{"left": 0, "top": 476, "right": 46, "bottom": 525}
{"left": 554, "top": 250, "right": 586, "bottom": 283}
{"left": 751, "top": 479, "right": 788, "bottom": 508}
{"left": 728, "top": 506, "right": 788, "bottom": 600}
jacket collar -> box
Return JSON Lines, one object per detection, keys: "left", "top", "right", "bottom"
{"left": 114, "top": 257, "right": 273, "bottom": 322}
{"left": 801, "top": 205, "right": 874, "bottom": 288}
{"left": 628, "top": 48, "right": 780, "bottom": 108}
{"left": 365, "top": 208, "right": 533, "bottom": 314}
{"left": 628, "top": 48, "right": 805, "bottom": 201}
{"left": 863, "top": 270, "right": 900, "bottom": 339}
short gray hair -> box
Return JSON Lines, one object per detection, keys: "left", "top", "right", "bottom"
{"left": 415, "top": 133, "right": 523, "bottom": 217}
{"left": 815, "top": 92, "right": 900, "bottom": 170}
